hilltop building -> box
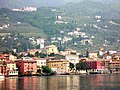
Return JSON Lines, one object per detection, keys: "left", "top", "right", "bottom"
{"left": 36, "top": 38, "right": 45, "bottom": 49}
{"left": 12, "top": 7, "right": 37, "bottom": 12}
{"left": 44, "top": 45, "right": 59, "bottom": 55}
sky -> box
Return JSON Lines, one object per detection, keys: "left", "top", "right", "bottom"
{"left": 0, "top": 0, "right": 116, "bottom": 8}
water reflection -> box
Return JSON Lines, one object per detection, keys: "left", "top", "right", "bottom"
{"left": 0, "top": 74, "right": 120, "bottom": 90}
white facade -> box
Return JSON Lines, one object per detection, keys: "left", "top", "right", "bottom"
{"left": 12, "top": 7, "right": 37, "bottom": 12}
{"left": 56, "top": 15, "right": 62, "bottom": 20}
{"left": 22, "top": 57, "right": 32, "bottom": 60}
{"left": 65, "top": 54, "right": 79, "bottom": 64}
{"left": 9, "top": 55, "right": 17, "bottom": 61}
{"left": 35, "top": 58, "right": 46, "bottom": 68}
{"left": 36, "top": 38, "right": 45, "bottom": 49}
{"left": 7, "top": 62, "right": 18, "bottom": 76}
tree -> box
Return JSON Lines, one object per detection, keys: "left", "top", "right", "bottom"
{"left": 42, "top": 66, "right": 52, "bottom": 75}
{"left": 27, "top": 53, "right": 34, "bottom": 57}
{"left": 76, "top": 61, "right": 89, "bottom": 71}
{"left": 49, "top": 53, "right": 55, "bottom": 57}
{"left": 11, "top": 51, "right": 17, "bottom": 56}
{"left": 18, "top": 53, "right": 24, "bottom": 58}
{"left": 35, "top": 51, "right": 39, "bottom": 57}
{"left": 69, "top": 63, "right": 74, "bottom": 70}
{"left": 76, "top": 63, "right": 81, "bottom": 71}
{"left": 37, "top": 68, "right": 41, "bottom": 74}
{"left": 40, "top": 53, "right": 46, "bottom": 58}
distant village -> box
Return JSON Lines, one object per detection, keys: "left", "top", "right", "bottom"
{"left": 0, "top": 38, "right": 120, "bottom": 77}
{"left": 0, "top": 7, "right": 120, "bottom": 77}
{"left": 12, "top": 7, "right": 37, "bottom": 12}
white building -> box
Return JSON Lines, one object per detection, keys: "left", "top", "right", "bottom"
{"left": 65, "top": 53, "right": 79, "bottom": 65}
{"left": 95, "top": 16, "right": 102, "bottom": 19}
{"left": 22, "top": 57, "right": 32, "bottom": 60}
{"left": 12, "top": 7, "right": 37, "bottom": 12}
{"left": 35, "top": 58, "right": 46, "bottom": 68}
{"left": 36, "top": 38, "right": 45, "bottom": 49}
{"left": 56, "top": 15, "right": 62, "bottom": 20}
{"left": 7, "top": 61, "right": 18, "bottom": 76}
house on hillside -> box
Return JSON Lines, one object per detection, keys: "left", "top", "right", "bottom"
{"left": 36, "top": 38, "right": 45, "bottom": 49}
{"left": 43, "top": 45, "right": 59, "bottom": 55}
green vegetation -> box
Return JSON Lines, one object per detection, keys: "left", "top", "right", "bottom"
{"left": 76, "top": 61, "right": 89, "bottom": 70}
{"left": 69, "top": 63, "right": 74, "bottom": 70}
{"left": 35, "top": 51, "right": 47, "bottom": 58}
{"left": 37, "top": 69, "right": 41, "bottom": 74}
{"left": 1, "top": 0, "right": 120, "bottom": 52}
{"left": 42, "top": 66, "right": 53, "bottom": 75}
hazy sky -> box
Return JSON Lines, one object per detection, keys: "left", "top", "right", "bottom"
{"left": 0, "top": 0, "right": 116, "bottom": 8}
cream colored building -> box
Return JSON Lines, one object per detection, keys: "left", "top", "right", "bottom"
{"left": 35, "top": 58, "right": 47, "bottom": 68}
{"left": 46, "top": 45, "right": 59, "bottom": 55}
{"left": 88, "top": 52, "right": 98, "bottom": 59}
{"left": 9, "top": 54, "right": 17, "bottom": 61}
{"left": 65, "top": 54, "right": 79, "bottom": 65}
{"left": 47, "top": 59, "right": 70, "bottom": 74}
{"left": 60, "top": 49, "right": 77, "bottom": 56}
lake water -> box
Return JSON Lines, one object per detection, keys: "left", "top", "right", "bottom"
{"left": 0, "top": 74, "right": 120, "bottom": 90}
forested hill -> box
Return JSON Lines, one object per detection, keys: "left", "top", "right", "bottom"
{"left": 62, "top": 0, "right": 120, "bottom": 19}
{"left": 0, "top": 7, "right": 75, "bottom": 37}
{"left": 1, "top": 0, "right": 120, "bottom": 51}
{"left": 0, "top": 0, "right": 67, "bottom": 8}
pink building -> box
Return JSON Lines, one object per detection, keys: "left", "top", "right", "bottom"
{"left": 86, "top": 60, "right": 105, "bottom": 70}
{"left": 16, "top": 60, "right": 37, "bottom": 75}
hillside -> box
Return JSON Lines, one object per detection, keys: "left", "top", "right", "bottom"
{"left": 62, "top": 0, "right": 120, "bottom": 19}
{"left": 61, "top": 0, "right": 120, "bottom": 50}
{"left": 0, "top": 0, "right": 67, "bottom": 8}
{"left": 0, "top": 0, "right": 120, "bottom": 52}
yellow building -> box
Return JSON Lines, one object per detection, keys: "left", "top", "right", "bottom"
{"left": 88, "top": 52, "right": 98, "bottom": 59}
{"left": 109, "top": 52, "right": 120, "bottom": 73}
{"left": 47, "top": 59, "right": 70, "bottom": 74}
{"left": 46, "top": 45, "right": 59, "bottom": 55}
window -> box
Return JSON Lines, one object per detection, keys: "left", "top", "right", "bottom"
{"left": 52, "top": 49, "right": 54, "bottom": 51}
